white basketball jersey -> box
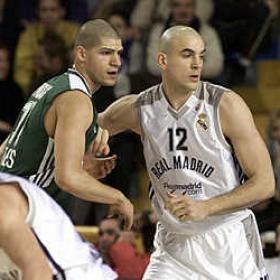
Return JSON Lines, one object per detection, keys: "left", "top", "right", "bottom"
{"left": 0, "top": 172, "right": 113, "bottom": 279}
{"left": 138, "top": 82, "right": 251, "bottom": 235}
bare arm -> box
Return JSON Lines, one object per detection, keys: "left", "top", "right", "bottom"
{"left": 0, "top": 183, "right": 52, "bottom": 280}
{"left": 166, "top": 91, "right": 275, "bottom": 221}
{"left": 206, "top": 91, "right": 275, "bottom": 214}
{"left": 0, "top": 120, "right": 12, "bottom": 133}
{"left": 52, "top": 92, "right": 133, "bottom": 229}
{"left": 98, "top": 94, "right": 140, "bottom": 136}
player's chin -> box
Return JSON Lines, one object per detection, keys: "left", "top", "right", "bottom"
{"left": 186, "top": 81, "right": 199, "bottom": 91}
{"left": 102, "top": 78, "right": 118, "bottom": 86}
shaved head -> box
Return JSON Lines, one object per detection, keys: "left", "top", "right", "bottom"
{"left": 159, "top": 25, "right": 201, "bottom": 54}
{"left": 75, "top": 19, "right": 120, "bottom": 49}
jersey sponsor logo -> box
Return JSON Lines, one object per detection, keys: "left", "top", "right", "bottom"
{"left": 164, "top": 182, "right": 203, "bottom": 196}
{"left": 150, "top": 156, "right": 215, "bottom": 180}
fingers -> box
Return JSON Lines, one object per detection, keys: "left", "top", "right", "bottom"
{"left": 103, "top": 160, "right": 115, "bottom": 174}
{"left": 92, "top": 128, "right": 110, "bottom": 156}
{"left": 94, "top": 155, "right": 117, "bottom": 178}
{"left": 165, "top": 193, "right": 194, "bottom": 221}
{"left": 122, "top": 200, "right": 134, "bottom": 231}
{"left": 123, "top": 214, "right": 134, "bottom": 231}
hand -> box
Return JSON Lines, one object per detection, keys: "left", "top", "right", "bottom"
{"left": 90, "top": 127, "right": 110, "bottom": 157}
{"left": 108, "top": 196, "right": 134, "bottom": 231}
{"left": 165, "top": 192, "right": 209, "bottom": 222}
{"left": 83, "top": 154, "right": 117, "bottom": 179}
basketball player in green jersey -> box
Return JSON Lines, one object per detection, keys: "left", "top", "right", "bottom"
{"left": 0, "top": 19, "right": 133, "bottom": 230}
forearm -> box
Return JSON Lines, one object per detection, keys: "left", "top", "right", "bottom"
{"left": 0, "top": 120, "right": 12, "bottom": 133}
{"left": 98, "top": 95, "right": 140, "bottom": 136}
{"left": 206, "top": 177, "right": 275, "bottom": 215}
{"left": 56, "top": 169, "right": 126, "bottom": 205}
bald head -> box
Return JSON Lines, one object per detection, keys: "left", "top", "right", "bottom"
{"left": 75, "top": 19, "right": 120, "bottom": 49}
{"left": 159, "top": 25, "right": 201, "bottom": 54}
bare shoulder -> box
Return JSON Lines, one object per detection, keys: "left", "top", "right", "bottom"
{"left": 55, "top": 91, "right": 93, "bottom": 121}
{"left": 219, "top": 90, "right": 255, "bottom": 139}
{"left": 44, "top": 90, "right": 94, "bottom": 138}
{"left": 219, "top": 90, "right": 250, "bottom": 116}
{"left": 54, "top": 90, "right": 92, "bottom": 110}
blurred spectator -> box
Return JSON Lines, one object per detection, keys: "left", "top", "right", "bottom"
{"left": 130, "top": 0, "right": 213, "bottom": 30}
{"left": 91, "top": 0, "right": 135, "bottom": 21}
{"left": 97, "top": 216, "right": 149, "bottom": 280}
{"left": 14, "top": 0, "right": 79, "bottom": 95}
{"left": 0, "top": 42, "right": 24, "bottom": 143}
{"left": 0, "top": 0, "right": 23, "bottom": 58}
{"left": 211, "top": 0, "right": 278, "bottom": 85}
{"left": 139, "top": 0, "right": 224, "bottom": 82}
{"left": 31, "top": 31, "right": 70, "bottom": 90}
{"left": 97, "top": 217, "right": 122, "bottom": 265}
{"left": 130, "top": 0, "right": 170, "bottom": 31}
{"left": 19, "top": 0, "right": 89, "bottom": 24}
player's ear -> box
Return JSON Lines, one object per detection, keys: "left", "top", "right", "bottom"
{"left": 75, "top": 46, "right": 87, "bottom": 63}
{"left": 157, "top": 52, "right": 167, "bottom": 70}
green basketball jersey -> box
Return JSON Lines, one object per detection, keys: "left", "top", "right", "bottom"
{"left": 0, "top": 68, "right": 98, "bottom": 210}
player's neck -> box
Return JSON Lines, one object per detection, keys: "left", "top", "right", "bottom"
{"left": 72, "top": 64, "right": 100, "bottom": 95}
{"left": 162, "top": 82, "right": 193, "bottom": 111}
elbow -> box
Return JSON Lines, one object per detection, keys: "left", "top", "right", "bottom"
{"left": 267, "top": 180, "right": 276, "bottom": 199}
{"left": 98, "top": 113, "right": 114, "bottom": 136}
{"left": 54, "top": 170, "right": 80, "bottom": 193}
{"left": 261, "top": 176, "right": 276, "bottom": 200}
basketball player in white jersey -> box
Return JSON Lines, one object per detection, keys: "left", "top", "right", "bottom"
{"left": 99, "top": 26, "right": 275, "bottom": 279}
{"left": 0, "top": 172, "right": 117, "bottom": 280}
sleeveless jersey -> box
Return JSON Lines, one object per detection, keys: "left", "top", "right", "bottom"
{"left": 0, "top": 68, "right": 98, "bottom": 209}
{"left": 0, "top": 172, "right": 116, "bottom": 279}
{"left": 138, "top": 82, "right": 251, "bottom": 235}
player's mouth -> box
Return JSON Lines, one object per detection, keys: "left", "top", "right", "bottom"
{"left": 107, "top": 71, "right": 118, "bottom": 79}
{"left": 189, "top": 75, "right": 199, "bottom": 82}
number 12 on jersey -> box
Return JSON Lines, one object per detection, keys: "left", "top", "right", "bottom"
{"left": 168, "top": 128, "right": 188, "bottom": 151}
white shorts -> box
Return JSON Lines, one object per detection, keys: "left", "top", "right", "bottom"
{"left": 63, "top": 258, "right": 117, "bottom": 280}
{"left": 0, "top": 249, "right": 117, "bottom": 280}
{"left": 143, "top": 214, "right": 268, "bottom": 280}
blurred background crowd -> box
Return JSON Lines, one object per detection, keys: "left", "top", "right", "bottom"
{"left": 1, "top": 0, "right": 280, "bottom": 279}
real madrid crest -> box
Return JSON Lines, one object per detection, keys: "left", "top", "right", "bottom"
{"left": 196, "top": 113, "right": 209, "bottom": 131}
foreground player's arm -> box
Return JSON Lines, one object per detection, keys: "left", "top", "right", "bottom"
{"left": 52, "top": 92, "right": 133, "bottom": 229}
{"left": 0, "top": 183, "right": 52, "bottom": 280}
{"left": 98, "top": 95, "right": 140, "bottom": 136}
{"left": 167, "top": 91, "right": 275, "bottom": 221}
